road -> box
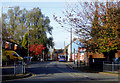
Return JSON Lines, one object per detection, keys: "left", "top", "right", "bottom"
{"left": 2, "top": 61, "right": 119, "bottom": 83}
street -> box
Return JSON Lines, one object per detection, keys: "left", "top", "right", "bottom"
{"left": 2, "top": 61, "right": 119, "bottom": 83}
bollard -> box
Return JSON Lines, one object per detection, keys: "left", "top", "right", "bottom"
{"left": 22, "top": 61, "right": 23, "bottom": 74}
{"left": 77, "top": 60, "right": 78, "bottom": 68}
{"left": 24, "top": 62, "right": 26, "bottom": 74}
{"left": 14, "top": 62, "right": 16, "bottom": 75}
{"left": 112, "top": 62, "right": 114, "bottom": 72}
{"left": 103, "top": 61, "right": 104, "bottom": 72}
{"left": 79, "top": 61, "right": 81, "bottom": 67}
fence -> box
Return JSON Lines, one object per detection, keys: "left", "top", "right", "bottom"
{"left": 103, "top": 61, "right": 120, "bottom": 73}
{"left": 14, "top": 61, "right": 26, "bottom": 75}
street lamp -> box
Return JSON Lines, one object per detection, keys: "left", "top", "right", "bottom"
{"left": 27, "top": 23, "right": 30, "bottom": 63}
{"left": 0, "top": 6, "right": 3, "bottom": 67}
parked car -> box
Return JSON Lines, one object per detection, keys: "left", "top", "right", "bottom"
{"left": 59, "top": 55, "right": 66, "bottom": 62}
{"left": 5, "top": 50, "right": 23, "bottom": 61}
{"left": 114, "top": 57, "right": 120, "bottom": 64}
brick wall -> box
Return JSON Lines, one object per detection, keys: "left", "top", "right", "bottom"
{"left": 88, "top": 52, "right": 105, "bottom": 58}
{"left": 115, "top": 50, "right": 120, "bottom": 58}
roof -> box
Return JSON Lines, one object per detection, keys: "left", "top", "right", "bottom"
{"left": 3, "top": 38, "right": 19, "bottom": 46}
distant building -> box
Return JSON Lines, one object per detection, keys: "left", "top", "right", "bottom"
{"left": 52, "top": 48, "right": 64, "bottom": 61}
{"left": 65, "top": 39, "right": 83, "bottom": 62}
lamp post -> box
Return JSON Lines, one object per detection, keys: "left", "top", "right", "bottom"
{"left": 0, "top": 6, "right": 3, "bottom": 67}
{"left": 27, "top": 23, "right": 30, "bottom": 64}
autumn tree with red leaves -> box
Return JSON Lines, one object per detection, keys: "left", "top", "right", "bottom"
{"left": 29, "top": 44, "right": 46, "bottom": 56}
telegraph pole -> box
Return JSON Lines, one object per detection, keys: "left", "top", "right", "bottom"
{"left": 64, "top": 41, "right": 65, "bottom": 48}
{"left": 74, "top": 48, "right": 75, "bottom": 64}
{"left": 70, "top": 28, "right": 72, "bottom": 61}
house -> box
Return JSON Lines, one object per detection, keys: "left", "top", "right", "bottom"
{"left": 65, "top": 38, "right": 105, "bottom": 63}
{"left": 65, "top": 39, "right": 83, "bottom": 62}
{"left": 78, "top": 47, "right": 86, "bottom": 62}
{"left": 2, "top": 39, "right": 19, "bottom": 51}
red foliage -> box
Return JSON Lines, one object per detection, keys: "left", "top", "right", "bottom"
{"left": 29, "top": 43, "right": 46, "bottom": 56}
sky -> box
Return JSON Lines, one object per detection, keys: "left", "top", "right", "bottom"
{"left": 1, "top": 1, "right": 78, "bottom": 49}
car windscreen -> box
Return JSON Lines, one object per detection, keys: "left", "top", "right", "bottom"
{"left": 60, "top": 56, "right": 65, "bottom": 58}
{"left": 15, "top": 52, "right": 20, "bottom": 57}
{"left": 12, "top": 53, "right": 18, "bottom": 57}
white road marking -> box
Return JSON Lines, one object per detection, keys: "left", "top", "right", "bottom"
{"left": 83, "top": 75, "right": 88, "bottom": 78}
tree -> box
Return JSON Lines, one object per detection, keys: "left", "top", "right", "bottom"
{"left": 29, "top": 44, "right": 45, "bottom": 56}
{"left": 54, "top": 1, "right": 120, "bottom": 61}
{"left": 46, "top": 37, "right": 54, "bottom": 48}
{"left": 26, "top": 8, "right": 54, "bottom": 56}
{"left": 89, "top": 2, "right": 120, "bottom": 61}
{"left": 3, "top": 6, "right": 27, "bottom": 44}
{"left": 22, "top": 32, "right": 28, "bottom": 49}
{"left": 3, "top": 7, "right": 54, "bottom": 57}
{"left": 2, "top": 14, "right": 9, "bottom": 40}
{"left": 26, "top": 8, "right": 53, "bottom": 45}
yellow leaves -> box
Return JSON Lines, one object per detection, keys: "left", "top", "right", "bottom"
{"left": 73, "top": 38, "right": 77, "bottom": 42}
{"left": 111, "top": 27, "right": 114, "bottom": 29}
{"left": 97, "top": 15, "right": 101, "bottom": 18}
{"left": 103, "top": 31, "right": 106, "bottom": 34}
{"left": 109, "top": 42, "right": 112, "bottom": 46}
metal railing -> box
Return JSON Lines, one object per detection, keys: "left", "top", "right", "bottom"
{"left": 103, "top": 61, "right": 120, "bottom": 73}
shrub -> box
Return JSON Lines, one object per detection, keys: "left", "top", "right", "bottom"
{"left": 2, "top": 49, "right": 8, "bottom": 62}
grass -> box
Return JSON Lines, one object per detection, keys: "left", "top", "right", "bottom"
{"left": 103, "top": 72, "right": 119, "bottom": 74}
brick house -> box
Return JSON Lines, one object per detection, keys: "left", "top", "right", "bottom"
{"left": 2, "top": 39, "right": 18, "bottom": 51}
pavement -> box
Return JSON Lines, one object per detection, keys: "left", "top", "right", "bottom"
{"left": 66, "top": 61, "right": 119, "bottom": 76}
{"left": 1, "top": 63, "right": 33, "bottom": 81}
{"left": 1, "top": 61, "right": 53, "bottom": 81}
{"left": 2, "top": 73, "right": 32, "bottom": 81}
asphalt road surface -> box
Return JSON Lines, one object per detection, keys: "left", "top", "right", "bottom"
{"left": 2, "top": 61, "right": 119, "bottom": 83}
